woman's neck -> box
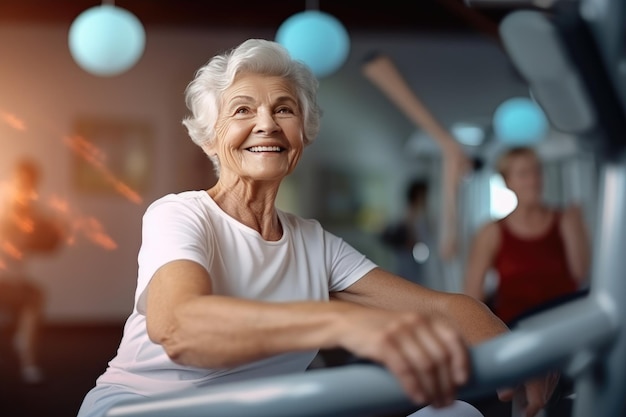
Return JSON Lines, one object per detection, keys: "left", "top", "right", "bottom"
{"left": 507, "top": 203, "right": 553, "bottom": 235}
{"left": 207, "top": 180, "right": 282, "bottom": 241}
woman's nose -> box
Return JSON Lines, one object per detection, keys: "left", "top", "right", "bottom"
{"left": 254, "top": 109, "right": 280, "bottom": 134}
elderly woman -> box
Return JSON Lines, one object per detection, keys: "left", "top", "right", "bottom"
{"left": 77, "top": 39, "right": 553, "bottom": 417}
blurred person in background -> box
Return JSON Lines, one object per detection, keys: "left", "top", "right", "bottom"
{"left": 463, "top": 146, "right": 590, "bottom": 327}
{"left": 0, "top": 157, "right": 65, "bottom": 383}
{"left": 381, "top": 179, "right": 435, "bottom": 286}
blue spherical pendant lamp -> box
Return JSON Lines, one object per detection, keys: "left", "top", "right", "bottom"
{"left": 68, "top": 5, "right": 146, "bottom": 77}
{"left": 276, "top": 10, "right": 350, "bottom": 78}
{"left": 492, "top": 97, "right": 549, "bottom": 145}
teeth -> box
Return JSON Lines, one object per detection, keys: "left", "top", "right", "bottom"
{"left": 248, "top": 146, "right": 282, "bottom": 152}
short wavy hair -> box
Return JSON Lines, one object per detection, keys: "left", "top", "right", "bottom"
{"left": 182, "top": 39, "right": 322, "bottom": 174}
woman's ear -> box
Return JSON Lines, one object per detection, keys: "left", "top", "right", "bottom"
{"left": 201, "top": 142, "right": 216, "bottom": 157}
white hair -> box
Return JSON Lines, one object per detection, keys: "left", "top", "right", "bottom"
{"left": 182, "top": 39, "right": 322, "bottom": 175}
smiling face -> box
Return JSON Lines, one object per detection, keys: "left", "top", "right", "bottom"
{"left": 205, "top": 73, "right": 305, "bottom": 185}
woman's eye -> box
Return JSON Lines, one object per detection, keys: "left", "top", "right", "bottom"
{"left": 235, "top": 107, "right": 249, "bottom": 114}
{"left": 276, "top": 107, "right": 293, "bottom": 114}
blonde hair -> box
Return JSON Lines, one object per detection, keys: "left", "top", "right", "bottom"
{"left": 496, "top": 146, "right": 540, "bottom": 179}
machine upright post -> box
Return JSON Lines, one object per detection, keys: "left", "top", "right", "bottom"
{"left": 573, "top": 151, "right": 626, "bottom": 417}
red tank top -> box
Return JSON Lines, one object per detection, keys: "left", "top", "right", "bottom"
{"left": 493, "top": 212, "right": 577, "bottom": 325}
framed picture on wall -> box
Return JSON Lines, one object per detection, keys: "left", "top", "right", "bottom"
{"left": 69, "top": 117, "right": 153, "bottom": 203}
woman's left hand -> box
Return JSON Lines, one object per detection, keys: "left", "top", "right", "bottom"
{"left": 497, "top": 371, "right": 560, "bottom": 417}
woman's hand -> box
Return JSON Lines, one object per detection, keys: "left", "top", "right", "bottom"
{"left": 497, "top": 371, "right": 560, "bottom": 417}
{"left": 337, "top": 307, "right": 470, "bottom": 408}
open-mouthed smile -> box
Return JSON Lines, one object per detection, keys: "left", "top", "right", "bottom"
{"left": 246, "top": 146, "right": 284, "bottom": 153}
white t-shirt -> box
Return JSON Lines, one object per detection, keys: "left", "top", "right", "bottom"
{"left": 95, "top": 190, "right": 377, "bottom": 396}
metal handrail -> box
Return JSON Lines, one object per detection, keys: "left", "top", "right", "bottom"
{"left": 105, "top": 290, "right": 619, "bottom": 417}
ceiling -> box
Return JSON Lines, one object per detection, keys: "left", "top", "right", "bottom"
{"left": 0, "top": 0, "right": 513, "bottom": 36}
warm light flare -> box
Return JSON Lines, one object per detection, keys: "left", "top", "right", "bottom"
{"left": 77, "top": 216, "right": 118, "bottom": 250}
{"left": 0, "top": 179, "right": 39, "bottom": 207}
{"left": 0, "top": 195, "right": 119, "bottom": 276}
{"left": 46, "top": 194, "right": 118, "bottom": 251}
{"left": 113, "top": 182, "right": 142, "bottom": 204}
{"left": 64, "top": 134, "right": 107, "bottom": 166}
{"left": 12, "top": 214, "right": 35, "bottom": 233}
{"left": 64, "top": 135, "right": 143, "bottom": 204}
{"left": 0, "top": 111, "right": 27, "bottom": 131}
{"left": 1, "top": 241, "right": 23, "bottom": 260}
{"left": 47, "top": 195, "right": 69, "bottom": 215}
{"left": 0, "top": 111, "right": 129, "bottom": 269}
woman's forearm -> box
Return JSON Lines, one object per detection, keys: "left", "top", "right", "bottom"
{"left": 439, "top": 292, "right": 509, "bottom": 346}
{"left": 158, "top": 295, "right": 351, "bottom": 368}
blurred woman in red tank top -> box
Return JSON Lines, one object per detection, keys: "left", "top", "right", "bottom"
{"left": 463, "top": 147, "right": 591, "bottom": 327}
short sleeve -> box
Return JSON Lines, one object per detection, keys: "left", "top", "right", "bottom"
{"left": 135, "top": 195, "right": 212, "bottom": 314}
{"left": 325, "top": 230, "right": 377, "bottom": 292}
